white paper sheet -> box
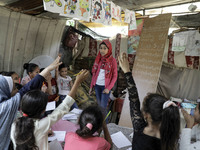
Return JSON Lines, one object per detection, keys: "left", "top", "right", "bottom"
{"left": 111, "top": 131, "right": 132, "bottom": 148}
{"left": 70, "top": 108, "right": 83, "bottom": 114}
{"left": 49, "top": 139, "right": 63, "bottom": 150}
{"left": 48, "top": 131, "right": 66, "bottom": 141}
{"left": 62, "top": 114, "right": 78, "bottom": 120}
{"left": 46, "top": 101, "right": 56, "bottom": 111}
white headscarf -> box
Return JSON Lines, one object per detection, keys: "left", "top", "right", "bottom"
{"left": 3, "top": 76, "right": 13, "bottom": 93}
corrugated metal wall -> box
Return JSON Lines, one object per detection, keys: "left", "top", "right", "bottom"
{"left": 0, "top": 7, "right": 66, "bottom": 76}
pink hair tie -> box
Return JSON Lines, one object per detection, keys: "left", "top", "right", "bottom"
{"left": 23, "top": 113, "right": 28, "bottom": 117}
{"left": 86, "top": 123, "right": 93, "bottom": 130}
{"left": 163, "top": 100, "right": 177, "bottom": 109}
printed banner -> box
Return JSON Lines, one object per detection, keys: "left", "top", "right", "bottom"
{"left": 43, "top": 0, "right": 64, "bottom": 13}
{"left": 60, "top": 0, "right": 91, "bottom": 22}
{"left": 91, "top": 0, "right": 103, "bottom": 23}
{"left": 185, "top": 30, "right": 200, "bottom": 56}
{"left": 111, "top": 1, "right": 121, "bottom": 22}
{"left": 172, "top": 31, "right": 188, "bottom": 51}
{"left": 102, "top": 0, "right": 112, "bottom": 25}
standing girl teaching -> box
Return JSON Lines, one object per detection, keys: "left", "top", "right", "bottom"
{"left": 89, "top": 39, "right": 117, "bottom": 111}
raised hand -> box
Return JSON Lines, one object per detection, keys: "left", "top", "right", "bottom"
{"left": 75, "top": 69, "right": 89, "bottom": 84}
{"left": 46, "top": 56, "right": 62, "bottom": 71}
{"left": 40, "top": 56, "right": 62, "bottom": 78}
{"left": 181, "top": 108, "right": 195, "bottom": 128}
{"left": 118, "top": 53, "right": 130, "bottom": 73}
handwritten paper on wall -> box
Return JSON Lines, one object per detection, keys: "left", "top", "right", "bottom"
{"left": 119, "top": 14, "right": 172, "bottom": 128}
{"left": 185, "top": 30, "right": 200, "bottom": 56}
{"left": 172, "top": 31, "right": 188, "bottom": 51}
{"left": 133, "top": 14, "right": 172, "bottom": 102}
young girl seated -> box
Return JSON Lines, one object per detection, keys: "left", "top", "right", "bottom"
{"left": 64, "top": 106, "right": 112, "bottom": 150}
{"left": 118, "top": 53, "right": 180, "bottom": 150}
{"left": 180, "top": 101, "right": 200, "bottom": 150}
{"left": 10, "top": 70, "right": 89, "bottom": 150}
{"left": 21, "top": 63, "right": 40, "bottom": 86}
{"left": 56, "top": 63, "right": 78, "bottom": 109}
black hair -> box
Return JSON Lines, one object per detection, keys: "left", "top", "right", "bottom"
{"left": 76, "top": 106, "right": 103, "bottom": 137}
{"left": 15, "top": 90, "right": 48, "bottom": 150}
{"left": 23, "top": 63, "right": 39, "bottom": 74}
{"left": 15, "top": 83, "right": 23, "bottom": 90}
{"left": 143, "top": 93, "right": 180, "bottom": 150}
{"left": 0, "top": 71, "right": 16, "bottom": 76}
{"left": 40, "top": 68, "right": 45, "bottom": 72}
{"left": 99, "top": 42, "right": 109, "bottom": 49}
{"left": 58, "top": 63, "right": 68, "bottom": 71}
{"left": 94, "top": 1, "right": 102, "bottom": 10}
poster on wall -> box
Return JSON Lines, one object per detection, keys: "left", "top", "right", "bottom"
{"left": 91, "top": 0, "right": 103, "bottom": 23}
{"left": 111, "top": 1, "right": 121, "bottom": 22}
{"left": 102, "top": 0, "right": 112, "bottom": 25}
{"left": 172, "top": 32, "right": 188, "bottom": 51}
{"left": 185, "top": 30, "right": 200, "bottom": 56}
{"left": 43, "top": 0, "right": 64, "bottom": 13}
{"left": 60, "top": 0, "right": 91, "bottom": 22}
{"left": 124, "top": 9, "right": 131, "bottom": 23}
{"left": 129, "top": 11, "right": 137, "bottom": 30}
{"left": 127, "top": 19, "right": 144, "bottom": 55}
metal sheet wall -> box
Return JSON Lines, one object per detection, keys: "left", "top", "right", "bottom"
{"left": 0, "top": 7, "right": 66, "bottom": 76}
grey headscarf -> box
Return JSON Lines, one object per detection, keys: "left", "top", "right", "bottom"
{"left": 0, "top": 75, "right": 21, "bottom": 150}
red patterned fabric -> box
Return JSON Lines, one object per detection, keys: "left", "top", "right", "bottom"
{"left": 88, "top": 38, "right": 97, "bottom": 57}
{"left": 115, "top": 34, "right": 121, "bottom": 64}
{"left": 128, "top": 54, "right": 136, "bottom": 65}
{"left": 193, "top": 56, "right": 199, "bottom": 69}
{"left": 168, "top": 37, "right": 175, "bottom": 64}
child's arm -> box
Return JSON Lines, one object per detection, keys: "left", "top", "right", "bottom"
{"left": 46, "top": 77, "right": 53, "bottom": 95}
{"left": 102, "top": 121, "right": 112, "bottom": 147}
{"left": 70, "top": 80, "right": 73, "bottom": 89}
{"left": 118, "top": 53, "right": 147, "bottom": 132}
{"left": 19, "top": 56, "right": 62, "bottom": 97}
{"left": 55, "top": 66, "right": 59, "bottom": 81}
{"left": 38, "top": 70, "right": 89, "bottom": 133}
{"left": 68, "top": 70, "right": 89, "bottom": 99}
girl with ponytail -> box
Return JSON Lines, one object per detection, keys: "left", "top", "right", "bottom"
{"left": 118, "top": 53, "right": 180, "bottom": 150}
{"left": 64, "top": 106, "right": 112, "bottom": 150}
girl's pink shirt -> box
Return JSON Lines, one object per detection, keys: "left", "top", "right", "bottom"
{"left": 64, "top": 132, "right": 111, "bottom": 150}
{"left": 90, "top": 58, "right": 117, "bottom": 91}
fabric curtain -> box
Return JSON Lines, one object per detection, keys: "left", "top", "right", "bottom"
{"left": 157, "top": 62, "right": 200, "bottom": 100}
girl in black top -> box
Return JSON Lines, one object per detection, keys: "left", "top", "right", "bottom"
{"left": 118, "top": 53, "right": 180, "bottom": 150}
